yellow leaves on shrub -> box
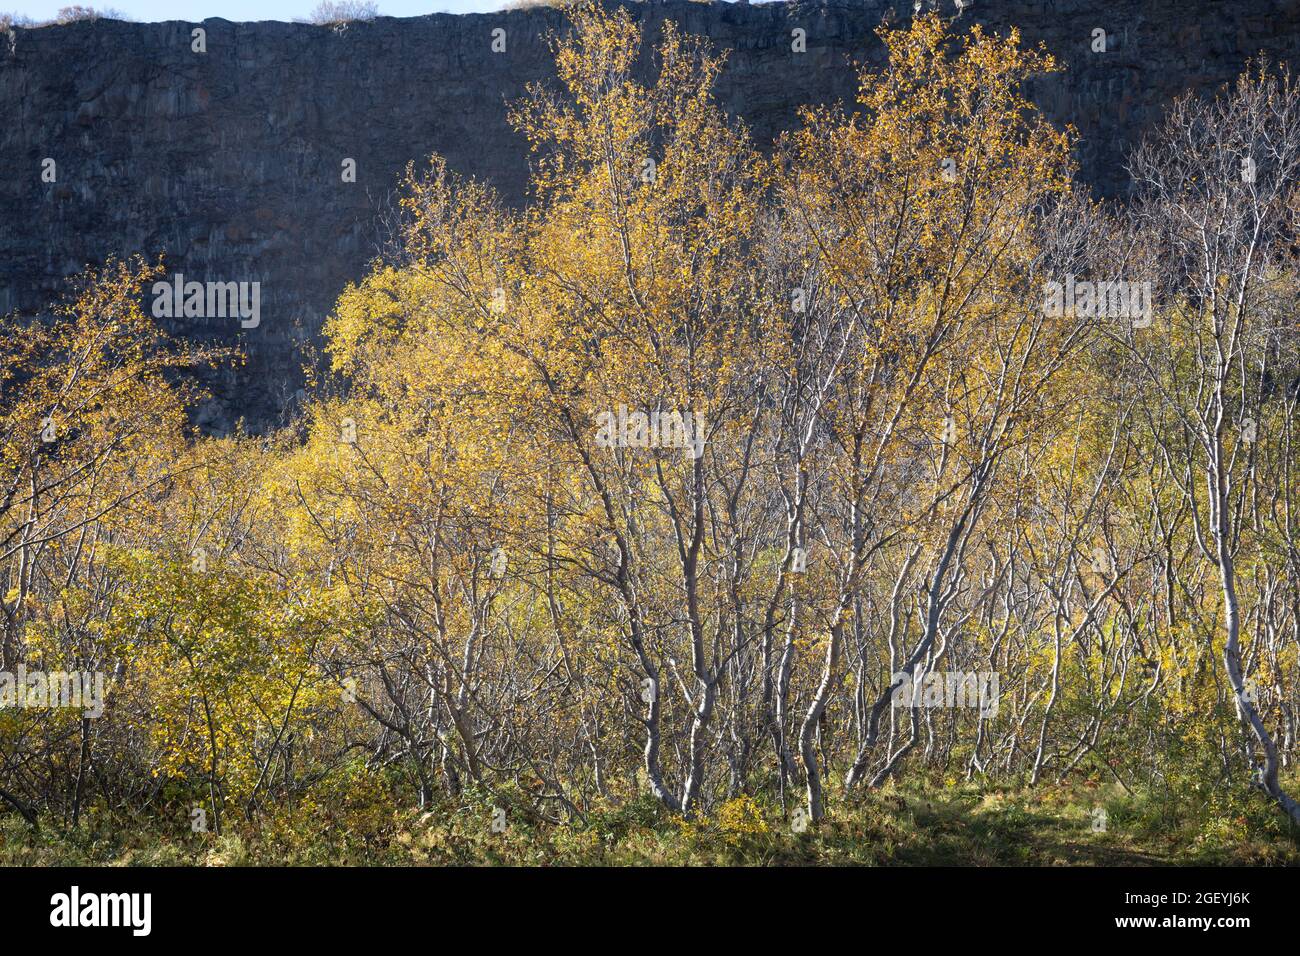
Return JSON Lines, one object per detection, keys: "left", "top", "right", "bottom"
{"left": 716, "top": 795, "right": 769, "bottom": 839}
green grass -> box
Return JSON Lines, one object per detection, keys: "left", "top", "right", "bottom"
{"left": 3, "top": 776, "right": 1298, "bottom": 865}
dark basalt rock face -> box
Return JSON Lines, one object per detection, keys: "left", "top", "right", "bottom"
{"left": 3, "top": 0, "right": 1299, "bottom": 429}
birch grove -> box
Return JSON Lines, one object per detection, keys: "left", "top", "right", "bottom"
{"left": 3, "top": 5, "right": 1299, "bottom": 836}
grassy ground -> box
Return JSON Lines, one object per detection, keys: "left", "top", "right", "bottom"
{"left": 3, "top": 776, "right": 1298, "bottom": 865}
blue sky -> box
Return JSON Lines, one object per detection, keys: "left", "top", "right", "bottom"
{"left": 9, "top": 0, "right": 521, "bottom": 22}
{"left": 7, "top": 0, "right": 766, "bottom": 23}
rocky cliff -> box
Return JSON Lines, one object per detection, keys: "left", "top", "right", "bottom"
{"left": 3, "top": 0, "right": 1299, "bottom": 428}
